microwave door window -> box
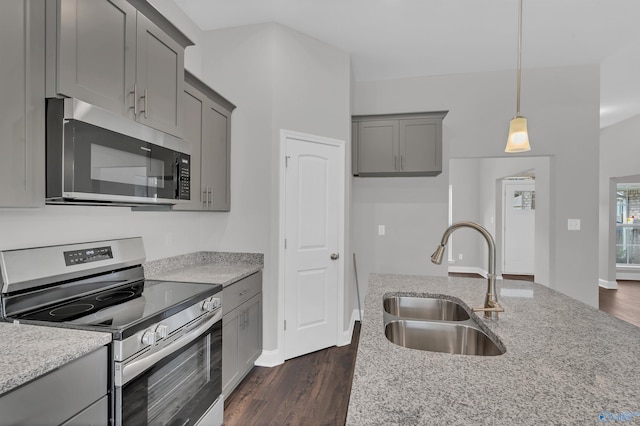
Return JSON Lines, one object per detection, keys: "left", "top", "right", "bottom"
{"left": 91, "top": 144, "right": 158, "bottom": 198}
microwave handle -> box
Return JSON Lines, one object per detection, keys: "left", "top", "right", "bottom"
{"left": 119, "top": 309, "right": 221, "bottom": 386}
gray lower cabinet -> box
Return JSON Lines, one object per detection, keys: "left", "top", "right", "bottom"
{"left": 0, "top": 0, "right": 46, "bottom": 208}
{"left": 222, "top": 272, "right": 263, "bottom": 397}
{"left": 47, "top": 0, "right": 191, "bottom": 137}
{"left": 352, "top": 111, "right": 448, "bottom": 177}
{"left": 0, "top": 346, "right": 109, "bottom": 426}
{"left": 174, "top": 71, "right": 235, "bottom": 211}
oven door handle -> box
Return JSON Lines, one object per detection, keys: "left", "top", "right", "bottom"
{"left": 120, "top": 309, "right": 222, "bottom": 386}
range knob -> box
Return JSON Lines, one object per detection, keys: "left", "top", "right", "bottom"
{"left": 142, "top": 330, "right": 159, "bottom": 346}
{"left": 202, "top": 297, "right": 221, "bottom": 312}
{"left": 156, "top": 324, "right": 169, "bottom": 339}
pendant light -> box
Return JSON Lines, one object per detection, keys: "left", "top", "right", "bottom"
{"left": 505, "top": 0, "right": 531, "bottom": 153}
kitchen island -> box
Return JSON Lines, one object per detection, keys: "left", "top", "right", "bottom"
{"left": 347, "top": 274, "right": 640, "bottom": 425}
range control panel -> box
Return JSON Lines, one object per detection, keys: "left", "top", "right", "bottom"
{"left": 64, "top": 246, "right": 113, "bottom": 266}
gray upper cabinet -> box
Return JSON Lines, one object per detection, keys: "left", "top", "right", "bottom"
{"left": 134, "top": 12, "right": 184, "bottom": 137}
{"left": 203, "top": 102, "right": 231, "bottom": 211}
{"left": 48, "top": 0, "right": 191, "bottom": 137}
{"left": 0, "top": 0, "right": 46, "bottom": 208}
{"left": 174, "top": 71, "right": 235, "bottom": 212}
{"left": 54, "top": 0, "right": 137, "bottom": 118}
{"left": 352, "top": 111, "right": 448, "bottom": 177}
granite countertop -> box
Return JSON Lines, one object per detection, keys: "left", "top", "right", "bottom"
{"left": 144, "top": 251, "right": 263, "bottom": 286}
{"left": 0, "top": 322, "right": 111, "bottom": 396}
{"left": 347, "top": 274, "right": 640, "bottom": 425}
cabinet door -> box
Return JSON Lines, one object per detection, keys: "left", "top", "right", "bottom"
{"left": 135, "top": 12, "right": 184, "bottom": 137}
{"left": 56, "top": 0, "right": 137, "bottom": 118}
{"left": 399, "top": 118, "right": 442, "bottom": 174}
{"left": 239, "top": 294, "right": 262, "bottom": 373}
{"left": 357, "top": 120, "right": 398, "bottom": 174}
{"left": 0, "top": 0, "right": 45, "bottom": 207}
{"left": 202, "top": 102, "right": 231, "bottom": 211}
{"left": 173, "top": 86, "right": 204, "bottom": 211}
{"left": 222, "top": 308, "right": 241, "bottom": 397}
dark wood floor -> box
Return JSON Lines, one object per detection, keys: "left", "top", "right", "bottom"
{"left": 599, "top": 280, "right": 640, "bottom": 328}
{"left": 224, "top": 322, "right": 361, "bottom": 426}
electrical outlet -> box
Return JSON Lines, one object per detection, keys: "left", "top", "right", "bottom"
{"left": 458, "top": 254, "right": 463, "bottom": 260}
{"left": 378, "top": 225, "right": 385, "bottom": 236}
{"left": 568, "top": 219, "right": 581, "bottom": 231}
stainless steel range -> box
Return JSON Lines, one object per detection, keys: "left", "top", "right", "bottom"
{"left": 0, "top": 237, "right": 223, "bottom": 426}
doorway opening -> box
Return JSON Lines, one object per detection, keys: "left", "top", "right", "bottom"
{"left": 448, "top": 156, "right": 550, "bottom": 285}
{"left": 615, "top": 182, "right": 640, "bottom": 278}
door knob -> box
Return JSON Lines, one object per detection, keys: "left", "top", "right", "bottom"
{"left": 330, "top": 253, "right": 339, "bottom": 260}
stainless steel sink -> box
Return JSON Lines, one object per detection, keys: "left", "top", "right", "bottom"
{"left": 384, "top": 319, "right": 505, "bottom": 356}
{"left": 383, "top": 295, "right": 470, "bottom": 321}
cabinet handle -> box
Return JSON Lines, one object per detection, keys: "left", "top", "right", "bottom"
{"left": 130, "top": 84, "right": 138, "bottom": 116}
{"left": 140, "top": 89, "right": 148, "bottom": 119}
{"left": 401, "top": 155, "right": 404, "bottom": 171}
{"left": 394, "top": 155, "right": 398, "bottom": 171}
{"left": 202, "top": 189, "right": 207, "bottom": 207}
{"left": 208, "top": 188, "right": 213, "bottom": 206}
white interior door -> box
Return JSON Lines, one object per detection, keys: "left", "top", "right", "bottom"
{"left": 284, "top": 135, "right": 341, "bottom": 360}
{"left": 503, "top": 180, "right": 535, "bottom": 275}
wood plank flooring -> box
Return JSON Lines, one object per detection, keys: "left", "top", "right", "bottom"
{"left": 224, "top": 322, "right": 361, "bottom": 426}
{"left": 599, "top": 280, "right": 640, "bottom": 328}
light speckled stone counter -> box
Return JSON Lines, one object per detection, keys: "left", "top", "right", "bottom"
{"left": 144, "top": 251, "right": 263, "bottom": 286}
{"left": 0, "top": 322, "right": 111, "bottom": 395}
{"left": 347, "top": 274, "right": 640, "bottom": 425}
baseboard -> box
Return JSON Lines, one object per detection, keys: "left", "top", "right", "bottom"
{"left": 599, "top": 279, "right": 618, "bottom": 289}
{"left": 448, "top": 266, "right": 488, "bottom": 278}
{"left": 616, "top": 272, "right": 640, "bottom": 281}
{"left": 337, "top": 308, "right": 361, "bottom": 347}
{"left": 255, "top": 349, "right": 283, "bottom": 367}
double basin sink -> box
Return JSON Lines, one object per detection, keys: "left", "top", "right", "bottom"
{"left": 383, "top": 294, "right": 505, "bottom": 356}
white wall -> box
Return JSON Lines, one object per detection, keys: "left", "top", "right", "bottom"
{"left": 198, "top": 23, "right": 351, "bottom": 354}
{"left": 353, "top": 64, "right": 600, "bottom": 307}
{"left": 599, "top": 114, "right": 640, "bottom": 285}
{"left": 0, "top": 205, "right": 205, "bottom": 261}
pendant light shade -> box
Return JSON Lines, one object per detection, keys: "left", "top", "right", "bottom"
{"left": 505, "top": 0, "right": 531, "bottom": 153}
{"left": 506, "top": 116, "right": 530, "bottom": 152}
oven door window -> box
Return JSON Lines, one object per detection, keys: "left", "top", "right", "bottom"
{"left": 121, "top": 320, "right": 222, "bottom": 426}
{"left": 66, "top": 120, "right": 178, "bottom": 200}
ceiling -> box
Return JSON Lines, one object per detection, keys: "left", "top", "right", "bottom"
{"left": 172, "top": 0, "right": 640, "bottom": 127}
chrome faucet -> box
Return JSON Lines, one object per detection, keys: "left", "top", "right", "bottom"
{"left": 431, "top": 221, "right": 504, "bottom": 319}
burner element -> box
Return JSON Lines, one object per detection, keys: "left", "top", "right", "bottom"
{"left": 49, "top": 303, "right": 95, "bottom": 317}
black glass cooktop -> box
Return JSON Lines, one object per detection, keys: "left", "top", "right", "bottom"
{"left": 14, "top": 280, "right": 222, "bottom": 338}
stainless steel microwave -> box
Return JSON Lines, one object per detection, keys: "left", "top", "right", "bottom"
{"left": 46, "top": 98, "right": 190, "bottom": 206}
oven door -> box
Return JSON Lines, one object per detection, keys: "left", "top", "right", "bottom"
{"left": 115, "top": 314, "right": 222, "bottom": 426}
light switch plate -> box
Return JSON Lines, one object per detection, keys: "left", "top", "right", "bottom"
{"left": 378, "top": 225, "right": 385, "bottom": 236}
{"left": 568, "top": 219, "right": 581, "bottom": 231}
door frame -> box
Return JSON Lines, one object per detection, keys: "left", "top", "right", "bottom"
{"left": 276, "top": 129, "right": 346, "bottom": 365}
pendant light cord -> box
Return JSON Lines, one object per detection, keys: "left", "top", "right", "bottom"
{"left": 516, "top": 0, "right": 523, "bottom": 117}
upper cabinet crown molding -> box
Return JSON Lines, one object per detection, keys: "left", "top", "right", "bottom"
{"left": 125, "top": 0, "right": 194, "bottom": 48}
{"left": 45, "top": 0, "right": 192, "bottom": 138}
{"left": 352, "top": 111, "right": 448, "bottom": 177}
